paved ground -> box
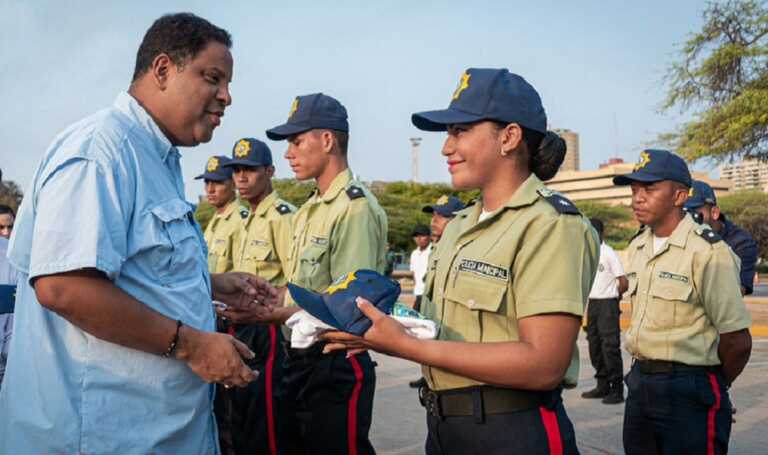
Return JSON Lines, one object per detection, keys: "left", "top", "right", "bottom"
{"left": 368, "top": 332, "right": 768, "bottom": 454}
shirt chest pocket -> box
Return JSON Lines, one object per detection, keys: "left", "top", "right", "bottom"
{"left": 648, "top": 279, "right": 693, "bottom": 329}
{"left": 146, "top": 199, "right": 203, "bottom": 285}
{"left": 299, "top": 242, "right": 331, "bottom": 290}
{"left": 244, "top": 243, "right": 278, "bottom": 273}
{"left": 443, "top": 271, "right": 508, "bottom": 343}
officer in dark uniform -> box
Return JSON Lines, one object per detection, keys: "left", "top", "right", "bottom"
{"left": 614, "top": 150, "right": 753, "bottom": 455}
{"left": 685, "top": 179, "right": 758, "bottom": 295}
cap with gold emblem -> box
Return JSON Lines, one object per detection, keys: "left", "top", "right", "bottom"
{"left": 422, "top": 195, "right": 465, "bottom": 217}
{"left": 266, "top": 93, "right": 349, "bottom": 140}
{"left": 194, "top": 155, "right": 233, "bottom": 181}
{"left": 613, "top": 149, "right": 691, "bottom": 187}
{"left": 223, "top": 137, "right": 273, "bottom": 168}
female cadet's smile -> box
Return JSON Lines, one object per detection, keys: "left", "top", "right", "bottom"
{"left": 447, "top": 159, "right": 464, "bottom": 174}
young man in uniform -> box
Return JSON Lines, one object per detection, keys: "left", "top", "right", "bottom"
{"left": 422, "top": 195, "right": 465, "bottom": 242}
{"left": 196, "top": 155, "right": 245, "bottom": 273}
{"left": 409, "top": 224, "right": 431, "bottom": 312}
{"left": 685, "top": 179, "right": 758, "bottom": 295}
{"left": 614, "top": 149, "right": 752, "bottom": 455}
{"left": 0, "top": 205, "right": 14, "bottom": 239}
{"left": 216, "top": 137, "right": 295, "bottom": 455}
{"left": 581, "top": 218, "right": 628, "bottom": 404}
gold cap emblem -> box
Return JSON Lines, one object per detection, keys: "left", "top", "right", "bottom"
{"left": 452, "top": 71, "right": 471, "bottom": 100}
{"left": 234, "top": 139, "right": 251, "bottom": 158}
{"left": 326, "top": 272, "right": 357, "bottom": 295}
{"left": 633, "top": 151, "right": 651, "bottom": 171}
{"left": 288, "top": 98, "right": 299, "bottom": 119}
{"left": 206, "top": 157, "right": 219, "bottom": 173}
{"left": 436, "top": 195, "right": 449, "bottom": 205}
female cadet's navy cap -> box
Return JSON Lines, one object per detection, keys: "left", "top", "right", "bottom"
{"left": 266, "top": 93, "right": 349, "bottom": 140}
{"left": 194, "top": 155, "right": 233, "bottom": 181}
{"left": 287, "top": 270, "right": 401, "bottom": 336}
{"left": 222, "top": 137, "right": 273, "bottom": 167}
{"left": 412, "top": 68, "right": 547, "bottom": 133}
{"left": 612, "top": 149, "right": 692, "bottom": 187}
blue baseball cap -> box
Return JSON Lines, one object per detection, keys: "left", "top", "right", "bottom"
{"left": 266, "top": 93, "right": 349, "bottom": 140}
{"left": 685, "top": 180, "right": 717, "bottom": 209}
{"left": 287, "top": 270, "right": 401, "bottom": 336}
{"left": 194, "top": 155, "right": 233, "bottom": 181}
{"left": 422, "top": 195, "right": 465, "bottom": 217}
{"left": 613, "top": 149, "right": 692, "bottom": 187}
{"left": 223, "top": 138, "right": 273, "bottom": 168}
{"left": 412, "top": 68, "right": 547, "bottom": 133}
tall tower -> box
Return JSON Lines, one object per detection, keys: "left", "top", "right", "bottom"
{"left": 553, "top": 128, "right": 580, "bottom": 172}
{"left": 410, "top": 137, "right": 422, "bottom": 182}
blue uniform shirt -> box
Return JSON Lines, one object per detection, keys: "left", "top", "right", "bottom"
{"left": 0, "top": 92, "right": 219, "bottom": 454}
{"left": 721, "top": 215, "right": 758, "bottom": 295}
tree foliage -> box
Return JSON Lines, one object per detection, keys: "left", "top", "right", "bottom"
{"left": 574, "top": 201, "right": 638, "bottom": 250}
{"left": 661, "top": 1, "right": 768, "bottom": 162}
{"left": 717, "top": 189, "right": 768, "bottom": 260}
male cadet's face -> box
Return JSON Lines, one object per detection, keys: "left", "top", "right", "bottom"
{"left": 284, "top": 130, "right": 328, "bottom": 181}
{"left": 205, "top": 179, "right": 235, "bottom": 208}
{"left": 0, "top": 213, "right": 13, "bottom": 239}
{"left": 693, "top": 205, "right": 719, "bottom": 226}
{"left": 630, "top": 180, "right": 687, "bottom": 227}
{"left": 443, "top": 121, "right": 503, "bottom": 189}
{"left": 413, "top": 234, "right": 430, "bottom": 249}
{"left": 162, "top": 42, "right": 233, "bottom": 146}
{"left": 430, "top": 213, "right": 452, "bottom": 239}
{"left": 233, "top": 165, "right": 274, "bottom": 202}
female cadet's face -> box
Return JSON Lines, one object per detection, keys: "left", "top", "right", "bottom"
{"left": 443, "top": 121, "right": 502, "bottom": 189}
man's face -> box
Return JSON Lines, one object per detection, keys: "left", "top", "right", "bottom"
{"left": 284, "top": 130, "right": 330, "bottom": 181}
{"left": 204, "top": 179, "right": 235, "bottom": 208}
{"left": 233, "top": 165, "right": 273, "bottom": 202}
{"left": 0, "top": 213, "right": 13, "bottom": 239}
{"left": 692, "top": 204, "right": 718, "bottom": 226}
{"left": 162, "top": 42, "right": 233, "bottom": 146}
{"left": 630, "top": 180, "right": 688, "bottom": 228}
{"left": 430, "top": 213, "right": 453, "bottom": 239}
{"left": 413, "top": 234, "right": 430, "bottom": 249}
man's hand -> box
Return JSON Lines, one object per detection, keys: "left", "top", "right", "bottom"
{"left": 211, "top": 272, "right": 281, "bottom": 309}
{"left": 175, "top": 324, "right": 258, "bottom": 388}
{"left": 319, "top": 297, "right": 411, "bottom": 356}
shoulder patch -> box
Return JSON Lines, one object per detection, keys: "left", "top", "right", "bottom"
{"left": 537, "top": 188, "right": 580, "bottom": 215}
{"left": 346, "top": 185, "right": 365, "bottom": 200}
{"left": 695, "top": 228, "right": 723, "bottom": 244}
{"left": 276, "top": 203, "right": 292, "bottom": 215}
{"left": 239, "top": 209, "right": 250, "bottom": 219}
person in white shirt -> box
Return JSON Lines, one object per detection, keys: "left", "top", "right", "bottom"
{"left": 582, "top": 218, "right": 628, "bottom": 404}
{"left": 409, "top": 224, "right": 432, "bottom": 312}
{"left": 0, "top": 236, "right": 17, "bottom": 388}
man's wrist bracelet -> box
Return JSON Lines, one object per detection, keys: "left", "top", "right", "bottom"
{"left": 163, "top": 320, "right": 183, "bottom": 358}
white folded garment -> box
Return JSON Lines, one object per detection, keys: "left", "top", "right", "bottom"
{"left": 285, "top": 310, "right": 438, "bottom": 349}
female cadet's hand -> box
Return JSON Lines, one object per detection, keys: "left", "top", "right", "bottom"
{"left": 319, "top": 297, "right": 412, "bottom": 356}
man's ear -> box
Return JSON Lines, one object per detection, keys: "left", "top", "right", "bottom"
{"left": 266, "top": 165, "right": 276, "bottom": 178}
{"left": 672, "top": 184, "right": 690, "bottom": 207}
{"left": 320, "top": 130, "right": 335, "bottom": 154}
{"left": 500, "top": 123, "right": 524, "bottom": 155}
{"left": 150, "top": 53, "right": 175, "bottom": 90}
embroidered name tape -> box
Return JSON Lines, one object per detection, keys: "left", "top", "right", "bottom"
{"left": 659, "top": 271, "right": 689, "bottom": 284}
{"left": 310, "top": 236, "right": 329, "bottom": 246}
{"left": 250, "top": 239, "right": 269, "bottom": 247}
{"left": 458, "top": 259, "right": 509, "bottom": 282}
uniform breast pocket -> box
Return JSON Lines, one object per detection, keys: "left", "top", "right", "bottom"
{"left": 299, "top": 243, "right": 331, "bottom": 289}
{"left": 145, "top": 199, "right": 203, "bottom": 284}
{"left": 444, "top": 272, "right": 507, "bottom": 342}
{"left": 244, "top": 244, "right": 277, "bottom": 275}
{"left": 648, "top": 280, "right": 693, "bottom": 329}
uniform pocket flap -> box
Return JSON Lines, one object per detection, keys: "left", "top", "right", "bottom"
{"left": 448, "top": 273, "right": 507, "bottom": 313}
{"left": 650, "top": 281, "right": 692, "bottom": 302}
{"left": 246, "top": 244, "right": 271, "bottom": 261}
{"left": 149, "top": 199, "right": 193, "bottom": 223}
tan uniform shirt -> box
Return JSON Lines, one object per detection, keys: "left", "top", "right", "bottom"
{"left": 284, "top": 169, "right": 388, "bottom": 307}
{"left": 421, "top": 175, "right": 600, "bottom": 391}
{"left": 625, "top": 214, "right": 752, "bottom": 365}
{"left": 204, "top": 199, "right": 247, "bottom": 273}
{"left": 233, "top": 191, "right": 295, "bottom": 287}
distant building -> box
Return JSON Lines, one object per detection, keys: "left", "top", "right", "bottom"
{"left": 547, "top": 162, "right": 731, "bottom": 206}
{"left": 720, "top": 158, "right": 768, "bottom": 192}
{"left": 554, "top": 128, "right": 579, "bottom": 172}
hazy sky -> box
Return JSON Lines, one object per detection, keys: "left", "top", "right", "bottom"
{"left": 1, "top": 1, "right": 712, "bottom": 201}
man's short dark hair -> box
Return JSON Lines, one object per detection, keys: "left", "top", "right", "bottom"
{"left": 132, "top": 13, "right": 232, "bottom": 82}
{"left": 0, "top": 205, "right": 15, "bottom": 217}
{"left": 590, "top": 218, "right": 604, "bottom": 236}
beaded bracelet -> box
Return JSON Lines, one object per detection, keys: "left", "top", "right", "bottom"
{"left": 163, "top": 320, "right": 183, "bottom": 358}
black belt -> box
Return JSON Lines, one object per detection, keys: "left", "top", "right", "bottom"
{"left": 635, "top": 359, "right": 720, "bottom": 375}
{"left": 418, "top": 385, "right": 558, "bottom": 421}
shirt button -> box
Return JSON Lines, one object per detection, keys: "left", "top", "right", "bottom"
{"left": 468, "top": 299, "right": 475, "bottom": 308}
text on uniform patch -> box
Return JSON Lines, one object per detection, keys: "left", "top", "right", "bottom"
{"left": 458, "top": 259, "right": 509, "bottom": 282}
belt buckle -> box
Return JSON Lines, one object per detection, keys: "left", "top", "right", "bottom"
{"left": 419, "top": 387, "right": 442, "bottom": 418}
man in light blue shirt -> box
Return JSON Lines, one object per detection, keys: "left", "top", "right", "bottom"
{"left": 0, "top": 13, "right": 268, "bottom": 454}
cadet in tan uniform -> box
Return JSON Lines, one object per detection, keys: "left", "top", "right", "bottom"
{"left": 322, "top": 68, "right": 599, "bottom": 455}
{"left": 216, "top": 138, "right": 295, "bottom": 455}
{"left": 613, "top": 149, "right": 752, "bottom": 455}
{"left": 229, "top": 93, "right": 387, "bottom": 455}
{"left": 196, "top": 155, "right": 247, "bottom": 273}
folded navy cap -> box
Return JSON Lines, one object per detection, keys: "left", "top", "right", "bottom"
{"left": 287, "top": 269, "right": 401, "bottom": 336}
{"left": 422, "top": 195, "right": 465, "bottom": 217}
{"left": 266, "top": 93, "right": 349, "bottom": 140}
{"left": 684, "top": 180, "right": 717, "bottom": 209}
{"left": 223, "top": 138, "right": 273, "bottom": 168}
{"left": 613, "top": 149, "right": 692, "bottom": 187}
{"left": 412, "top": 68, "right": 547, "bottom": 133}
{"left": 0, "top": 284, "right": 16, "bottom": 315}
{"left": 194, "top": 155, "right": 233, "bottom": 181}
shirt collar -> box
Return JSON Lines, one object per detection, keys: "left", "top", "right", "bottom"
{"left": 503, "top": 173, "right": 545, "bottom": 209}
{"left": 634, "top": 213, "right": 693, "bottom": 250}
{"left": 253, "top": 191, "right": 278, "bottom": 217}
{"left": 318, "top": 169, "right": 353, "bottom": 203}
{"left": 114, "top": 91, "right": 175, "bottom": 162}
{"left": 216, "top": 199, "right": 240, "bottom": 221}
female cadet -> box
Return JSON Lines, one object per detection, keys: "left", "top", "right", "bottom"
{"left": 321, "top": 68, "right": 599, "bottom": 454}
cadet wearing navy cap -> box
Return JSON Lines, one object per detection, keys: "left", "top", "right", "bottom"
{"left": 614, "top": 150, "right": 752, "bottom": 454}
{"left": 321, "top": 68, "right": 599, "bottom": 455}
{"left": 685, "top": 180, "right": 758, "bottom": 295}
{"left": 422, "top": 195, "right": 465, "bottom": 243}
{"left": 231, "top": 93, "right": 387, "bottom": 455}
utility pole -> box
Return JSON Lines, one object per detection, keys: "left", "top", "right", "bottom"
{"left": 410, "top": 137, "right": 422, "bottom": 182}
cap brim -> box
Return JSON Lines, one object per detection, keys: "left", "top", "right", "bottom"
{"left": 194, "top": 172, "right": 229, "bottom": 181}
{"left": 684, "top": 200, "right": 705, "bottom": 209}
{"left": 222, "top": 159, "right": 270, "bottom": 168}
{"left": 411, "top": 109, "right": 485, "bottom": 132}
{"left": 287, "top": 283, "right": 341, "bottom": 329}
{"left": 422, "top": 205, "right": 435, "bottom": 214}
{"left": 612, "top": 172, "right": 664, "bottom": 186}
{"left": 266, "top": 123, "right": 310, "bottom": 140}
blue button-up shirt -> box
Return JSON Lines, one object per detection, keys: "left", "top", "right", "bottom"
{"left": 0, "top": 92, "right": 219, "bottom": 454}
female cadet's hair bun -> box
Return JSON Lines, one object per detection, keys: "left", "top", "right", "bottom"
{"left": 530, "top": 131, "right": 566, "bottom": 181}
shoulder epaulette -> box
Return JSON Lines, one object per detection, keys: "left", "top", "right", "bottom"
{"left": 239, "top": 208, "right": 250, "bottom": 219}
{"left": 695, "top": 228, "right": 723, "bottom": 244}
{"left": 466, "top": 198, "right": 478, "bottom": 207}
{"left": 276, "top": 203, "right": 292, "bottom": 215}
{"left": 346, "top": 185, "right": 365, "bottom": 200}
{"left": 536, "top": 188, "right": 580, "bottom": 215}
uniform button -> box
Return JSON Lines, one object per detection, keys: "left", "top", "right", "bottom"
{"left": 468, "top": 299, "right": 475, "bottom": 307}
